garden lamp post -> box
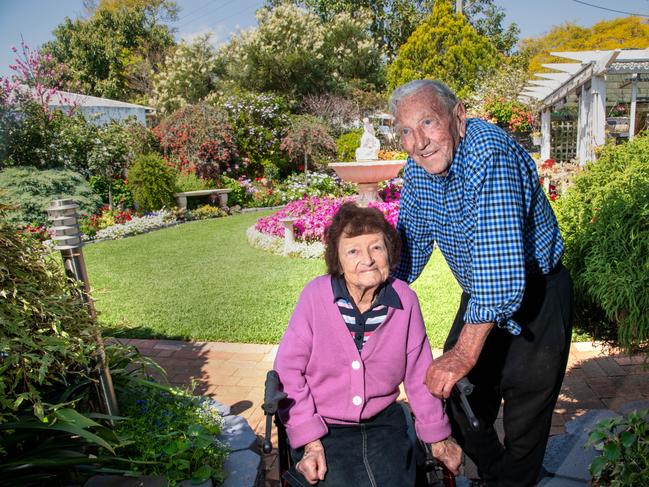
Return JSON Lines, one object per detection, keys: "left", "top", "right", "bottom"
{"left": 47, "top": 199, "right": 119, "bottom": 417}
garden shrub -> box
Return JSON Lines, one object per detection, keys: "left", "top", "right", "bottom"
{"left": 187, "top": 204, "right": 228, "bottom": 221}
{"left": 213, "top": 90, "right": 291, "bottom": 174}
{"left": 585, "top": 409, "right": 649, "bottom": 486}
{"left": 0, "top": 100, "right": 97, "bottom": 174}
{"left": 128, "top": 153, "right": 177, "bottom": 212}
{"left": 89, "top": 176, "right": 134, "bottom": 209}
{"left": 0, "top": 218, "right": 98, "bottom": 424}
{"left": 336, "top": 128, "right": 363, "bottom": 161}
{"left": 0, "top": 166, "right": 102, "bottom": 226}
{"left": 281, "top": 115, "right": 337, "bottom": 172}
{"left": 175, "top": 171, "right": 213, "bottom": 192}
{"left": 114, "top": 385, "right": 228, "bottom": 484}
{"left": 555, "top": 134, "right": 649, "bottom": 355}
{"left": 153, "top": 103, "right": 241, "bottom": 178}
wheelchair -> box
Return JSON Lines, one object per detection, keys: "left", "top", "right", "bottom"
{"left": 262, "top": 370, "right": 479, "bottom": 487}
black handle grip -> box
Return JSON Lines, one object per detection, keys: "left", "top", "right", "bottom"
{"left": 262, "top": 370, "right": 287, "bottom": 415}
{"left": 454, "top": 377, "right": 480, "bottom": 432}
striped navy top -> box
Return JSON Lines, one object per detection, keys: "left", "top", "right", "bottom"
{"left": 331, "top": 276, "right": 403, "bottom": 351}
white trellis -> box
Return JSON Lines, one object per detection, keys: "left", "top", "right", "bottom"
{"left": 520, "top": 48, "right": 649, "bottom": 165}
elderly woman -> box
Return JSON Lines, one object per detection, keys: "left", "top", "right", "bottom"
{"left": 274, "top": 202, "right": 461, "bottom": 486}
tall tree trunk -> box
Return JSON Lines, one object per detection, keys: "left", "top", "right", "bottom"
{"left": 108, "top": 181, "right": 113, "bottom": 210}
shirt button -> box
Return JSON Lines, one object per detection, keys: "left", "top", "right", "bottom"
{"left": 352, "top": 360, "right": 361, "bottom": 370}
{"left": 352, "top": 395, "right": 362, "bottom": 406}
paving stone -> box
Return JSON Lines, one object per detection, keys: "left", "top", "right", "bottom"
{"left": 221, "top": 450, "right": 261, "bottom": 487}
{"left": 572, "top": 342, "right": 603, "bottom": 353}
{"left": 593, "top": 357, "right": 626, "bottom": 376}
{"left": 618, "top": 399, "right": 649, "bottom": 414}
{"left": 219, "top": 414, "right": 257, "bottom": 451}
{"left": 546, "top": 409, "right": 617, "bottom": 481}
{"left": 580, "top": 359, "right": 607, "bottom": 378}
{"left": 538, "top": 476, "right": 588, "bottom": 486}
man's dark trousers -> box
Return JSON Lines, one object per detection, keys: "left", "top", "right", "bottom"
{"left": 444, "top": 264, "right": 573, "bottom": 487}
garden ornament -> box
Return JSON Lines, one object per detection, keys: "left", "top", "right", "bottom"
{"left": 355, "top": 117, "right": 381, "bottom": 161}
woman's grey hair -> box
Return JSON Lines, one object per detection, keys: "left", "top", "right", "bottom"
{"left": 388, "top": 80, "right": 459, "bottom": 116}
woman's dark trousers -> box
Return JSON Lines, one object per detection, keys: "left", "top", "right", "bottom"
{"left": 444, "top": 265, "right": 573, "bottom": 487}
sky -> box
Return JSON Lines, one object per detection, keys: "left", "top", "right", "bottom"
{"left": 1, "top": 0, "right": 649, "bottom": 78}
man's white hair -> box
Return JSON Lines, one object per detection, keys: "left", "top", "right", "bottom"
{"left": 388, "top": 80, "right": 459, "bottom": 116}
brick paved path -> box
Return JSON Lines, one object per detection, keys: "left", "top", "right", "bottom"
{"left": 120, "top": 339, "right": 648, "bottom": 486}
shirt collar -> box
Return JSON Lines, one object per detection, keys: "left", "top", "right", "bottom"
{"left": 331, "top": 275, "right": 403, "bottom": 310}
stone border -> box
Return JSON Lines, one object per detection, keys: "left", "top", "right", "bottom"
{"left": 246, "top": 225, "right": 324, "bottom": 259}
{"left": 211, "top": 398, "right": 262, "bottom": 487}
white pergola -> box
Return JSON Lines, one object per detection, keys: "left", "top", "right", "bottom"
{"left": 521, "top": 48, "right": 649, "bottom": 164}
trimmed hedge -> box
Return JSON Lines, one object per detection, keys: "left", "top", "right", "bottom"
{"left": 0, "top": 166, "right": 102, "bottom": 226}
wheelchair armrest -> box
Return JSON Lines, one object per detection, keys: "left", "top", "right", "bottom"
{"left": 262, "top": 370, "right": 288, "bottom": 415}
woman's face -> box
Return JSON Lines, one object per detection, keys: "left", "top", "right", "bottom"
{"left": 338, "top": 231, "right": 390, "bottom": 294}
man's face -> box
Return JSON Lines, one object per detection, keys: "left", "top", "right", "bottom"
{"left": 394, "top": 88, "right": 466, "bottom": 176}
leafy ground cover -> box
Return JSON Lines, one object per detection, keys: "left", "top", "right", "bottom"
{"left": 84, "top": 211, "right": 461, "bottom": 347}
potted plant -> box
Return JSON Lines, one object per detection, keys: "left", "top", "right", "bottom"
{"left": 531, "top": 131, "right": 542, "bottom": 146}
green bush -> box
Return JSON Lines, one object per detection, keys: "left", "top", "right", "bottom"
{"left": 336, "top": 128, "right": 363, "bottom": 161}
{"left": 114, "top": 385, "right": 228, "bottom": 484}
{"left": 0, "top": 219, "right": 98, "bottom": 424}
{"left": 128, "top": 153, "right": 177, "bottom": 212}
{"left": 89, "top": 176, "right": 134, "bottom": 209}
{"left": 175, "top": 171, "right": 213, "bottom": 192}
{"left": 153, "top": 103, "right": 241, "bottom": 178}
{"left": 215, "top": 90, "right": 291, "bottom": 173}
{"left": 555, "top": 135, "right": 649, "bottom": 355}
{"left": 0, "top": 101, "right": 98, "bottom": 175}
{"left": 187, "top": 204, "right": 227, "bottom": 221}
{"left": 585, "top": 409, "right": 649, "bottom": 486}
{"left": 0, "top": 167, "right": 102, "bottom": 226}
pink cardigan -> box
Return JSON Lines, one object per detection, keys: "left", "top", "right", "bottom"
{"left": 274, "top": 275, "right": 451, "bottom": 448}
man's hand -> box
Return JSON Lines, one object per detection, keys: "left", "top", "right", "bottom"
{"left": 425, "top": 322, "right": 494, "bottom": 399}
{"left": 296, "top": 439, "right": 327, "bottom": 484}
{"left": 431, "top": 437, "right": 463, "bottom": 474}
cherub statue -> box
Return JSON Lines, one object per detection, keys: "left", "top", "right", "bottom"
{"left": 355, "top": 117, "right": 381, "bottom": 161}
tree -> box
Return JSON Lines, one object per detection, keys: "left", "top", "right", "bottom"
{"left": 521, "top": 16, "right": 649, "bottom": 75}
{"left": 266, "top": 0, "right": 519, "bottom": 58}
{"left": 152, "top": 34, "right": 223, "bottom": 114}
{"left": 280, "top": 115, "right": 337, "bottom": 183}
{"left": 221, "top": 4, "right": 384, "bottom": 97}
{"left": 463, "top": 0, "right": 519, "bottom": 55}
{"left": 386, "top": 0, "right": 499, "bottom": 100}
{"left": 87, "top": 122, "right": 133, "bottom": 209}
{"left": 41, "top": 0, "right": 176, "bottom": 101}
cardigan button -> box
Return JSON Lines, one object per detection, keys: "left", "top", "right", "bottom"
{"left": 352, "top": 395, "right": 362, "bottom": 406}
{"left": 351, "top": 360, "right": 361, "bottom": 370}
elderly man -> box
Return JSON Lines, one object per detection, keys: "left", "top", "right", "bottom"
{"left": 390, "top": 79, "right": 573, "bottom": 487}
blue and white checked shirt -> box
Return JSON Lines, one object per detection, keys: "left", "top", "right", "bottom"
{"left": 394, "top": 118, "right": 564, "bottom": 335}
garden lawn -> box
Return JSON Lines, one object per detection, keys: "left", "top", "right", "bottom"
{"left": 84, "top": 211, "right": 461, "bottom": 347}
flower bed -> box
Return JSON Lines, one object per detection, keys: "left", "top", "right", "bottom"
{"left": 89, "top": 209, "right": 177, "bottom": 241}
{"left": 252, "top": 196, "right": 400, "bottom": 257}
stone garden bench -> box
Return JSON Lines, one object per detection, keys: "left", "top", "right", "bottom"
{"left": 174, "top": 189, "right": 232, "bottom": 210}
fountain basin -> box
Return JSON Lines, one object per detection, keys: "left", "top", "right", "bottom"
{"left": 329, "top": 160, "right": 406, "bottom": 205}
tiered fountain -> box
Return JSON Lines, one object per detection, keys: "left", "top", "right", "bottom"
{"left": 329, "top": 117, "right": 405, "bottom": 206}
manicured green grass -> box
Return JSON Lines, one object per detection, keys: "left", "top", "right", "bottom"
{"left": 84, "top": 211, "right": 461, "bottom": 347}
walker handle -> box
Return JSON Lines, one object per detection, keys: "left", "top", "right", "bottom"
{"left": 454, "top": 377, "right": 480, "bottom": 431}
{"left": 262, "top": 370, "right": 288, "bottom": 454}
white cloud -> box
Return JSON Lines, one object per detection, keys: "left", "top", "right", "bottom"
{"left": 178, "top": 23, "right": 229, "bottom": 46}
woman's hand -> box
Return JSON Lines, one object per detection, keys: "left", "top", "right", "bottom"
{"left": 296, "top": 439, "right": 327, "bottom": 484}
{"left": 430, "top": 437, "right": 462, "bottom": 475}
